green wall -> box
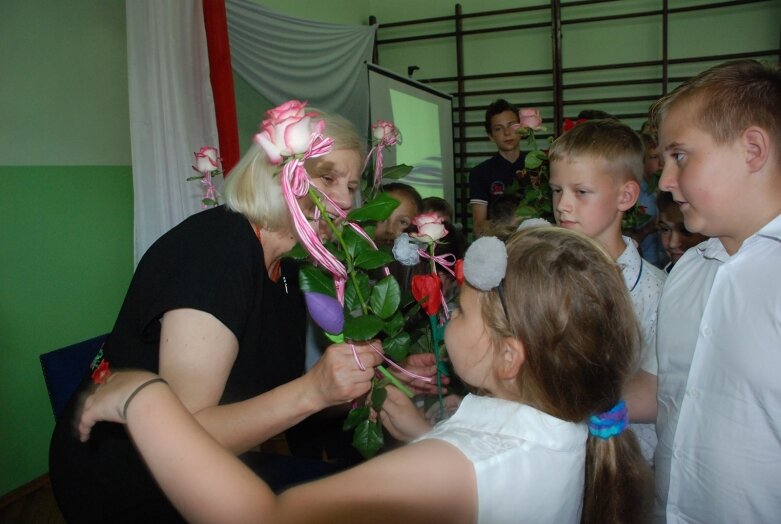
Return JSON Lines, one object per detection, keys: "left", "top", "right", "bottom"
{"left": 1, "top": 0, "right": 133, "bottom": 496}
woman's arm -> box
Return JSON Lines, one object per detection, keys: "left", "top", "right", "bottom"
{"left": 80, "top": 371, "right": 478, "bottom": 524}
{"left": 158, "top": 309, "right": 382, "bottom": 454}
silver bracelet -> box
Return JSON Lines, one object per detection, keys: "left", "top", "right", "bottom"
{"left": 123, "top": 377, "right": 168, "bottom": 419}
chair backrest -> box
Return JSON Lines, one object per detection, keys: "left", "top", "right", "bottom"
{"left": 40, "top": 334, "right": 108, "bottom": 419}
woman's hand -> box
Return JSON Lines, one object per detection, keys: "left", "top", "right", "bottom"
{"left": 302, "top": 340, "right": 384, "bottom": 410}
{"left": 379, "top": 386, "right": 432, "bottom": 442}
{"left": 75, "top": 370, "right": 160, "bottom": 442}
{"left": 393, "top": 352, "right": 449, "bottom": 395}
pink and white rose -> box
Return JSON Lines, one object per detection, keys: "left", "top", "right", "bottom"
{"left": 410, "top": 212, "right": 448, "bottom": 243}
{"left": 193, "top": 146, "right": 220, "bottom": 173}
{"left": 254, "top": 100, "right": 319, "bottom": 164}
{"left": 518, "top": 107, "right": 543, "bottom": 130}
{"left": 371, "top": 120, "right": 399, "bottom": 144}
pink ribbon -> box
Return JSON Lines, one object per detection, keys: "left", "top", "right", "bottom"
{"left": 279, "top": 132, "right": 349, "bottom": 304}
{"left": 417, "top": 250, "right": 456, "bottom": 277}
{"left": 369, "top": 342, "right": 433, "bottom": 383}
{"left": 350, "top": 341, "right": 434, "bottom": 383}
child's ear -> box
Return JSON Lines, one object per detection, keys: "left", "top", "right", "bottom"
{"left": 742, "top": 126, "right": 771, "bottom": 174}
{"left": 496, "top": 337, "right": 525, "bottom": 380}
{"left": 617, "top": 180, "right": 640, "bottom": 212}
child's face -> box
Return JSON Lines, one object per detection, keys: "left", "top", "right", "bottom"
{"left": 375, "top": 190, "right": 418, "bottom": 246}
{"left": 488, "top": 110, "right": 521, "bottom": 153}
{"left": 658, "top": 104, "right": 746, "bottom": 245}
{"left": 658, "top": 204, "right": 707, "bottom": 264}
{"left": 549, "top": 158, "right": 635, "bottom": 250}
{"left": 444, "top": 285, "right": 495, "bottom": 391}
{"left": 643, "top": 146, "right": 662, "bottom": 176}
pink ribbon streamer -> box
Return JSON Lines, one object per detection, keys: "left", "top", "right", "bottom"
{"left": 367, "top": 342, "right": 434, "bottom": 383}
{"left": 349, "top": 341, "right": 435, "bottom": 384}
{"left": 417, "top": 250, "right": 456, "bottom": 277}
{"left": 279, "top": 133, "right": 349, "bottom": 304}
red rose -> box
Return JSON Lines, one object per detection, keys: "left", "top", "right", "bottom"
{"left": 412, "top": 274, "right": 442, "bottom": 316}
{"left": 563, "top": 118, "right": 588, "bottom": 132}
{"left": 454, "top": 259, "right": 464, "bottom": 286}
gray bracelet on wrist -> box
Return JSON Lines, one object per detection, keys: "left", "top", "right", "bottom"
{"left": 123, "top": 377, "right": 168, "bottom": 419}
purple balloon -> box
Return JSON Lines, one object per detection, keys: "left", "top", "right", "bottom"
{"left": 304, "top": 292, "right": 344, "bottom": 334}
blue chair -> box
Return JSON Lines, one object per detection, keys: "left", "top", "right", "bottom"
{"left": 40, "top": 334, "right": 108, "bottom": 419}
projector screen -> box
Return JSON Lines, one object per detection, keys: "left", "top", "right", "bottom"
{"left": 367, "top": 64, "right": 454, "bottom": 206}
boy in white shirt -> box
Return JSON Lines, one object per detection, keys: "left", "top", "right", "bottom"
{"left": 548, "top": 119, "right": 667, "bottom": 465}
{"left": 649, "top": 59, "right": 781, "bottom": 523}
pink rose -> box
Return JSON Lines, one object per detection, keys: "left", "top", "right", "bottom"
{"left": 518, "top": 107, "right": 543, "bottom": 130}
{"left": 371, "top": 120, "right": 399, "bottom": 144}
{"left": 254, "top": 100, "right": 318, "bottom": 164}
{"left": 410, "top": 212, "right": 448, "bottom": 243}
{"left": 193, "top": 146, "right": 219, "bottom": 173}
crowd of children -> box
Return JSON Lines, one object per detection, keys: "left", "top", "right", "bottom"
{"left": 60, "top": 59, "right": 780, "bottom": 523}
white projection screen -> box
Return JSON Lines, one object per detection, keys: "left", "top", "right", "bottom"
{"left": 367, "top": 64, "right": 454, "bottom": 206}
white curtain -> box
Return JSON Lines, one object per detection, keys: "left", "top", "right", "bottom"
{"left": 126, "top": 0, "right": 219, "bottom": 265}
{"left": 126, "top": 1, "right": 374, "bottom": 264}
{"left": 226, "top": 0, "right": 376, "bottom": 133}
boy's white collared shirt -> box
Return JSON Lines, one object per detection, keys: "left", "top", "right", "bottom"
{"left": 617, "top": 236, "right": 666, "bottom": 465}
{"left": 655, "top": 213, "right": 781, "bottom": 523}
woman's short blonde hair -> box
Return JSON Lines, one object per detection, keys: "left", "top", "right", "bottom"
{"left": 222, "top": 111, "right": 365, "bottom": 231}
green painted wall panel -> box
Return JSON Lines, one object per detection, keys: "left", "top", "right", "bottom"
{"left": 0, "top": 0, "right": 130, "bottom": 166}
{"left": 0, "top": 166, "right": 134, "bottom": 496}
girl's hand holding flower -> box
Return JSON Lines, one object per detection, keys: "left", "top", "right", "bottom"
{"left": 379, "top": 385, "right": 432, "bottom": 442}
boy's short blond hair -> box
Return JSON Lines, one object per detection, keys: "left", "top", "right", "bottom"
{"left": 548, "top": 119, "right": 644, "bottom": 184}
{"left": 650, "top": 60, "right": 781, "bottom": 153}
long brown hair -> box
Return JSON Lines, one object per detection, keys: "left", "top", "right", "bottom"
{"left": 479, "top": 227, "right": 652, "bottom": 523}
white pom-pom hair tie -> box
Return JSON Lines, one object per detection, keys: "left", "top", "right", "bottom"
{"left": 516, "top": 217, "right": 552, "bottom": 231}
{"left": 463, "top": 236, "right": 507, "bottom": 291}
{"left": 463, "top": 236, "right": 510, "bottom": 319}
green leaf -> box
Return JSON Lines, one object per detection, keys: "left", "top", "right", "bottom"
{"left": 382, "top": 311, "right": 405, "bottom": 336}
{"left": 202, "top": 198, "right": 219, "bottom": 206}
{"left": 343, "top": 314, "right": 384, "bottom": 341}
{"left": 371, "top": 385, "right": 388, "bottom": 411}
{"left": 520, "top": 188, "right": 541, "bottom": 204}
{"left": 347, "top": 192, "right": 400, "bottom": 223}
{"left": 525, "top": 150, "right": 546, "bottom": 170}
{"left": 342, "top": 405, "right": 370, "bottom": 431}
{"left": 342, "top": 226, "right": 372, "bottom": 259}
{"left": 344, "top": 273, "right": 370, "bottom": 312}
{"left": 352, "top": 419, "right": 384, "bottom": 459}
{"left": 325, "top": 332, "right": 345, "bottom": 344}
{"left": 298, "top": 265, "right": 336, "bottom": 296}
{"left": 516, "top": 205, "right": 540, "bottom": 218}
{"left": 186, "top": 175, "right": 204, "bottom": 181}
{"left": 319, "top": 239, "right": 345, "bottom": 262}
{"left": 383, "top": 332, "right": 411, "bottom": 362}
{"left": 354, "top": 250, "right": 394, "bottom": 271}
{"left": 409, "top": 333, "right": 431, "bottom": 354}
{"left": 381, "top": 164, "right": 413, "bottom": 180}
{"left": 370, "top": 276, "right": 401, "bottom": 319}
{"left": 284, "top": 243, "right": 309, "bottom": 261}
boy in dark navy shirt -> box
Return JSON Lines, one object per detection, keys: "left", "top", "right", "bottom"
{"left": 469, "top": 99, "right": 528, "bottom": 236}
